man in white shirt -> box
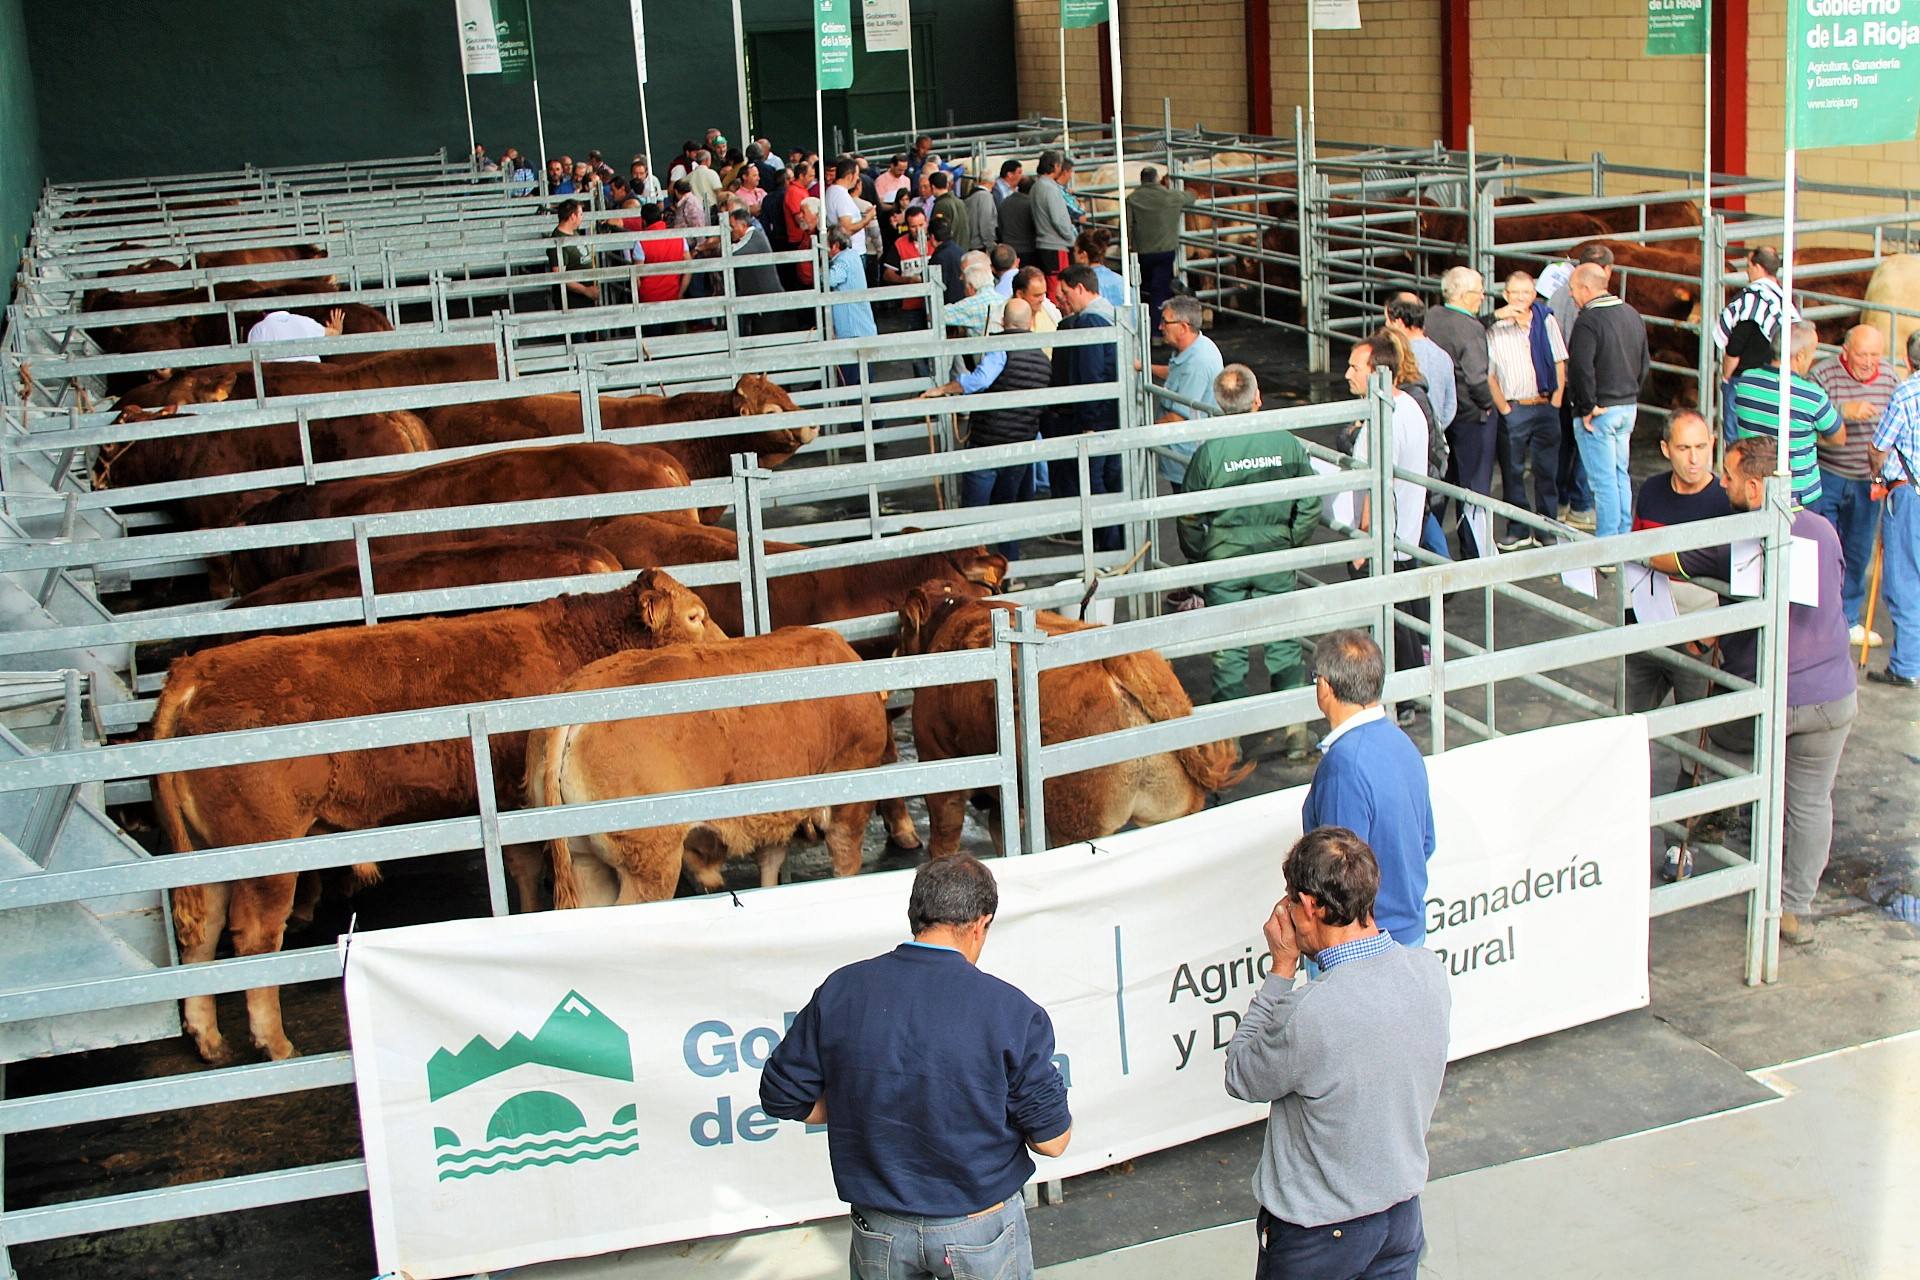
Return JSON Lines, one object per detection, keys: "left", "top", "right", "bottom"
{"left": 245, "top": 308, "right": 345, "bottom": 363}
{"left": 688, "top": 149, "right": 723, "bottom": 210}
{"left": 1347, "top": 330, "right": 1432, "bottom": 719}
{"left": 825, "top": 157, "right": 875, "bottom": 271}
{"left": 1485, "top": 270, "right": 1568, "bottom": 550}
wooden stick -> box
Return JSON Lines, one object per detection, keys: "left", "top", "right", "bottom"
{"left": 1858, "top": 524, "right": 1884, "bottom": 670}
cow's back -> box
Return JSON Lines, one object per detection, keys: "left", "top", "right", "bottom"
{"left": 1866, "top": 254, "right": 1920, "bottom": 373}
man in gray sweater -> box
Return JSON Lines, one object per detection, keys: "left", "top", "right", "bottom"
{"left": 1030, "top": 151, "right": 1078, "bottom": 291}
{"left": 1226, "top": 826, "right": 1450, "bottom": 1280}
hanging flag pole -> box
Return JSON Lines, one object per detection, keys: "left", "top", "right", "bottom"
{"left": 1108, "top": 0, "right": 1131, "bottom": 306}
{"left": 460, "top": 63, "right": 477, "bottom": 168}
{"left": 1060, "top": 25, "right": 1071, "bottom": 150}
{"left": 629, "top": 0, "right": 653, "bottom": 167}
{"left": 732, "top": 0, "right": 752, "bottom": 157}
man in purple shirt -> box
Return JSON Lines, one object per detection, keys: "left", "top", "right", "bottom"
{"left": 1651, "top": 437, "right": 1855, "bottom": 946}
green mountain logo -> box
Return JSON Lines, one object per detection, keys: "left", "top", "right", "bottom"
{"left": 427, "top": 991, "right": 640, "bottom": 1182}
{"left": 428, "top": 990, "right": 633, "bottom": 1101}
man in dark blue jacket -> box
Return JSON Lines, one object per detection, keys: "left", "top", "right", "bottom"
{"left": 1042, "top": 263, "right": 1123, "bottom": 550}
{"left": 761, "top": 856, "right": 1071, "bottom": 1279}
{"left": 1301, "top": 629, "right": 1437, "bottom": 947}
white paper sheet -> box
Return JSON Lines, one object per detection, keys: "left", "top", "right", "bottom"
{"left": 1625, "top": 562, "right": 1678, "bottom": 623}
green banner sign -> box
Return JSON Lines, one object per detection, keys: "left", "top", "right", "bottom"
{"left": 493, "top": 0, "right": 535, "bottom": 83}
{"left": 1790, "top": 0, "right": 1920, "bottom": 149}
{"left": 1645, "top": 0, "right": 1706, "bottom": 57}
{"left": 1060, "top": 0, "right": 1109, "bottom": 30}
{"left": 815, "top": 0, "right": 854, "bottom": 91}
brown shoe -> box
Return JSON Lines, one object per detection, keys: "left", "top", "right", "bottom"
{"left": 1779, "top": 912, "right": 1817, "bottom": 946}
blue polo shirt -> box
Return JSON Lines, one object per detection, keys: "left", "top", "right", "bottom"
{"left": 760, "top": 942, "right": 1071, "bottom": 1216}
{"left": 1300, "top": 713, "right": 1437, "bottom": 945}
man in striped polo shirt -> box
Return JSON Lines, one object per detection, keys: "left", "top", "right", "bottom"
{"left": 1810, "top": 324, "right": 1900, "bottom": 647}
{"left": 1727, "top": 320, "right": 1845, "bottom": 510}
{"left": 1714, "top": 246, "right": 1798, "bottom": 438}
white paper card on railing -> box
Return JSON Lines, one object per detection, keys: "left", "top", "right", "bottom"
{"left": 1730, "top": 539, "right": 1763, "bottom": 597}
{"left": 1560, "top": 566, "right": 1599, "bottom": 600}
{"left": 1625, "top": 562, "right": 1676, "bottom": 623}
{"left": 1789, "top": 536, "right": 1820, "bottom": 608}
{"left": 1308, "top": 456, "right": 1357, "bottom": 530}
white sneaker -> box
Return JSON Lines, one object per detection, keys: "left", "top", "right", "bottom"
{"left": 1849, "top": 624, "right": 1886, "bottom": 648}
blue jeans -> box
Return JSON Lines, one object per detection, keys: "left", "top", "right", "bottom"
{"left": 1557, "top": 399, "right": 1592, "bottom": 513}
{"left": 1497, "top": 401, "right": 1560, "bottom": 535}
{"left": 1575, "top": 405, "right": 1636, "bottom": 538}
{"left": 960, "top": 461, "right": 1036, "bottom": 559}
{"left": 1255, "top": 1197, "right": 1423, "bottom": 1280}
{"left": 850, "top": 1198, "right": 1032, "bottom": 1280}
{"left": 1809, "top": 472, "right": 1877, "bottom": 626}
{"left": 1884, "top": 484, "right": 1920, "bottom": 678}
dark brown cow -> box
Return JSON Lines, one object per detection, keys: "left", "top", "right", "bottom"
{"left": 154, "top": 569, "right": 723, "bottom": 1063}
{"left": 229, "top": 535, "right": 624, "bottom": 614}
{"left": 585, "top": 513, "right": 1007, "bottom": 654}
{"left": 124, "top": 343, "right": 500, "bottom": 408}
{"left": 197, "top": 244, "right": 328, "bottom": 269}
{"left": 897, "top": 582, "right": 1251, "bottom": 857}
{"left": 227, "top": 442, "right": 696, "bottom": 592}
{"left": 97, "top": 403, "right": 436, "bottom": 530}
{"left": 529, "top": 628, "right": 896, "bottom": 906}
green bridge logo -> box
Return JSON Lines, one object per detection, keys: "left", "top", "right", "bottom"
{"left": 426, "top": 990, "right": 639, "bottom": 1181}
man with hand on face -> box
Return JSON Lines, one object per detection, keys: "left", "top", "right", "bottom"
{"left": 1226, "top": 826, "right": 1450, "bottom": 1280}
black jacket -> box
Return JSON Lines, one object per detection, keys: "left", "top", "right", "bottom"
{"left": 969, "top": 346, "right": 1054, "bottom": 448}
{"left": 1567, "top": 295, "right": 1651, "bottom": 416}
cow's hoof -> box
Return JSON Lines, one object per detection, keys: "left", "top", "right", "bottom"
{"left": 256, "top": 1037, "right": 300, "bottom": 1062}
{"left": 192, "top": 1035, "right": 237, "bottom": 1067}
{"left": 890, "top": 830, "right": 923, "bottom": 851}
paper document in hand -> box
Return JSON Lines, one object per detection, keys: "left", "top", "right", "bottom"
{"left": 1309, "top": 456, "right": 1357, "bottom": 530}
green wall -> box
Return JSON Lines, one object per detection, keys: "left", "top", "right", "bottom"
{"left": 23, "top": 0, "right": 1015, "bottom": 185}
{"left": 1, "top": 0, "right": 43, "bottom": 307}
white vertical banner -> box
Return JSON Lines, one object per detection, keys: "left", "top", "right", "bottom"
{"left": 1311, "top": 0, "right": 1361, "bottom": 30}
{"left": 628, "top": 0, "right": 648, "bottom": 84}
{"left": 862, "top": 0, "right": 910, "bottom": 51}
{"left": 455, "top": 0, "right": 503, "bottom": 74}
{"left": 346, "top": 718, "right": 1650, "bottom": 1279}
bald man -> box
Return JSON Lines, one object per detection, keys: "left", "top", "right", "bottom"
{"left": 1810, "top": 324, "right": 1900, "bottom": 644}
{"left": 922, "top": 295, "right": 1051, "bottom": 557}
{"left": 1565, "top": 262, "right": 1649, "bottom": 539}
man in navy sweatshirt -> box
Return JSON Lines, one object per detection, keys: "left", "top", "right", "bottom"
{"left": 1300, "top": 630, "right": 1438, "bottom": 946}
{"left": 760, "top": 856, "right": 1072, "bottom": 1279}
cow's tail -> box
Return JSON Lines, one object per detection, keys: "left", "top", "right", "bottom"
{"left": 1103, "top": 650, "right": 1255, "bottom": 793}
{"left": 525, "top": 722, "right": 583, "bottom": 909}
{"left": 150, "top": 679, "right": 223, "bottom": 952}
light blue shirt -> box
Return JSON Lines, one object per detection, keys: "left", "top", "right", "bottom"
{"left": 1408, "top": 333, "right": 1456, "bottom": 430}
{"left": 956, "top": 348, "right": 1008, "bottom": 395}
{"left": 1093, "top": 264, "right": 1128, "bottom": 310}
{"left": 828, "top": 249, "right": 877, "bottom": 340}
{"left": 1875, "top": 373, "right": 1920, "bottom": 483}
{"left": 1314, "top": 931, "right": 1397, "bottom": 972}
{"left": 1157, "top": 333, "right": 1224, "bottom": 484}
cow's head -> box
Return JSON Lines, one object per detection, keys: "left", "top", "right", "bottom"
{"left": 894, "top": 578, "right": 995, "bottom": 656}
{"left": 95, "top": 404, "right": 178, "bottom": 488}
{"left": 632, "top": 568, "right": 727, "bottom": 642}
{"left": 118, "top": 366, "right": 239, "bottom": 409}
{"left": 943, "top": 545, "right": 1009, "bottom": 589}
{"left": 731, "top": 373, "right": 801, "bottom": 417}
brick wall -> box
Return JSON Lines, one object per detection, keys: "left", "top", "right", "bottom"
{"left": 1271, "top": 0, "right": 1444, "bottom": 149}
{"left": 1014, "top": 0, "right": 1247, "bottom": 134}
{"left": 1013, "top": 1, "right": 1105, "bottom": 125}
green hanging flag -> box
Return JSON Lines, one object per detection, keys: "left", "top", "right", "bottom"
{"left": 1645, "top": 0, "right": 1706, "bottom": 57}
{"left": 1790, "top": 1, "right": 1920, "bottom": 149}
{"left": 493, "top": 0, "right": 535, "bottom": 83}
{"left": 1060, "top": 0, "right": 1108, "bottom": 30}
{"left": 816, "top": 0, "right": 855, "bottom": 91}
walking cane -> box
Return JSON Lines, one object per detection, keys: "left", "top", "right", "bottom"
{"left": 1858, "top": 521, "right": 1885, "bottom": 670}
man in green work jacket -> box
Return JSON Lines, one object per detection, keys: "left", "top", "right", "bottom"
{"left": 1178, "top": 363, "right": 1323, "bottom": 760}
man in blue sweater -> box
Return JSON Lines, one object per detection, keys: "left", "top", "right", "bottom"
{"left": 760, "top": 856, "right": 1072, "bottom": 1279}
{"left": 1300, "top": 630, "right": 1438, "bottom": 946}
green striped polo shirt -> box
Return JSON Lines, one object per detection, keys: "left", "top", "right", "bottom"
{"left": 1728, "top": 367, "right": 1842, "bottom": 508}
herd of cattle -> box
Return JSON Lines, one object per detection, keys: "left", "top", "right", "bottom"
{"left": 62, "top": 241, "right": 1252, "bottom": 1067}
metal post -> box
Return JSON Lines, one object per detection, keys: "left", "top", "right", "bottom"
{"left": 731, "top": 453, "right": 773, "bottom": 635}
{"left": 731, "top": 0, "right": 752, "bottom": 152}
{"left": 468, "top": 711, "right": 509, "bottom": 917}
{"left": 1060, "top": 24, "right": 1071, "bottom": 151}
{"left": 1014, "top": 605, "right": 1048, "bottom": 855}
{"left": 1427, "top": 581, "right": 1446, "bottom": 753}
{"left": 906, "top": 22, "right": 919, "bottom": 140}
{"left": 1107, "top": 4, "right": 1132, "bottom": 306}
{"left": 1750, "top": 478, "right": 1795, "bottom": 984}
{"left": 990, "top": 610, "right": 1023, "bottom": 857}
{"left": 459, "top": 65, "right": 476, "bottom": 168}
{"left": 1369, "top": 368, "right": 1396, "bottom": 673}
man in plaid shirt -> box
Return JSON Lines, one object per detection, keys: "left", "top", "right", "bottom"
{"left": 1870, "top": 330, "right": 1920, "bottom": 688}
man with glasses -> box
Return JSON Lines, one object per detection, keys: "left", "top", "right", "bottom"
{"left": 762, "top": 855, "right": 1070, "bottom": 1280}
{"left": 1226, "top": 825, "right": 1449, "bottom": 1280}
{"left": 1150, "top": 294, "right": 1224, "bottom": 485}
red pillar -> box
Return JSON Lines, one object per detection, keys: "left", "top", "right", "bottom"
{"left": 1246, "top": 0, "right": 1272, "bottom": 136}
{"left": 1439, "top": 0, "right": 1471, "bottom": 151}
{"left": 1098, "top": 22, "right": 1114, "bottom": 123}
{"left": 1712, "top": 0, "right": 1749, "bottom": 209}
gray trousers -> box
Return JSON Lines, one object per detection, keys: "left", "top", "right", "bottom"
{"left": 1625, "top": 646, "right": 1713, "bottom": 716}
{"left": 1782, "top": 690, "right": 1857, "bottom": 914}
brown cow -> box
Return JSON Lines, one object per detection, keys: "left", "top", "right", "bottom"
{"left": 529, "top": 628, "right": 895, "bottom": 907}
{"left": 153, "top": 569, "right": 723, "bottom": 1063}
{"left": 123, "top": 343, "right": 500, "bottom": 409}
{"left": 97, "top": 404, "right": 436, "bottom": 529}
{"left": 1583, "top": 196, "right": 1702, "bottom": 236}
{"left": 421, "top": 374, "right": 819, "bottom": 514}
{"left": 897, "top": 582, "right": 1251, "bottom": 857}
{"left": 227, "top": 441, "right": 696, "bottom": 593}
{"left": 585, "top": 513, "right": 1007, "bottom": 654}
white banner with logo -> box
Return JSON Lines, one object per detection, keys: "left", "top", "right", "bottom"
{"left": 862, "top": 0, "right": 912, "bottom": 52}
{"left": 454, "top": 0, "right": 502, "bottom": 75}
{"left": 346, "top": 717, "right": 1649, "bottom": 1278}
{"left": 1312, "top": 0, "right": 1362, "bottom": 30}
